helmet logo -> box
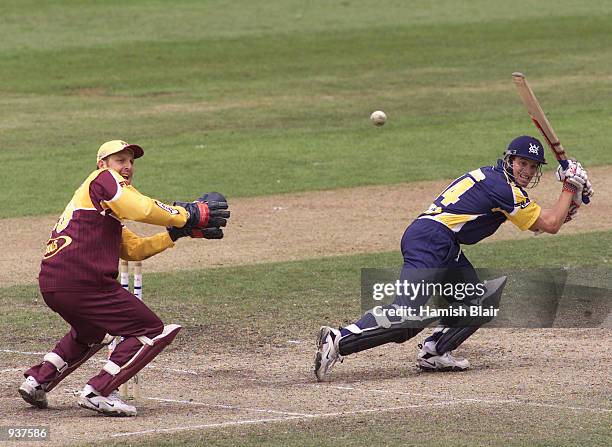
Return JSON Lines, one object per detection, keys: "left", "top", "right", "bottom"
{"left": 528, "top": 143, "right": 540, "bottom": 155}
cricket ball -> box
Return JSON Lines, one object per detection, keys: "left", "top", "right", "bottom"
{"left": 370, "top": 110, "right": 387, "bottom": 126}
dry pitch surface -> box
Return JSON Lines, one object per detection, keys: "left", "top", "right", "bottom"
{"left": 1, "top": 330, "right": 610, "bottom": 445}
{"left": 1, "top": 169, "right": 611, "bottom": 445}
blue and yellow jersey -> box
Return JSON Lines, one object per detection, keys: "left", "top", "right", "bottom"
{"left": 418, "top": 161, "right": 541, "bottom": 245}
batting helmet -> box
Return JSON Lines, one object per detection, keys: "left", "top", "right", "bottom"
{"left": 504, "top": 135, "right": 547, "bottom": 165}
{"left": 501, "top": 136, "right": 546, "bottom": 188}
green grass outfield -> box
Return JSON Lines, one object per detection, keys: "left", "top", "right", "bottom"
{"left": 2, "top": 230, "right": 609, "bottom": 346}
{"left": 2, "top": 1, "right": 612, "bottom": 217}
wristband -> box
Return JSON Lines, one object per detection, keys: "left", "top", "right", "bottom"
{"left": 562, "top": 181, "right": 578, "bottom": 194}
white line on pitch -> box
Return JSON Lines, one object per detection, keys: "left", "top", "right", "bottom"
{"left": 331, "top": 384, "right": 450, "bottom": 400}
{"left": 112, "top": 415, "right": 306, "bottom": 437}
{"left": 144, "top": 365, "right": 199, "bottom": 376}
{"left": 112, "top": 400, "right": 469, "bottom": 437}
{"left": 146, "top": 397, "right": 313, "bottom": 417}
{"left": 333, "top": 384, "right": 515, "bottom": 404}
{"left": 318, "top": 400, "right": 467, "bottom": 417}
{"left": 1, "top": 349, "right": 45, "bottom": 355}
{"left": 333, "top": 384, "right": 611, "bottom": 413}
{"left": 511, "top": 401, "right": 612, "bottom": 413}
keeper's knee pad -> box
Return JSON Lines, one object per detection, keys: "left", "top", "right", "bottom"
{"left": 44, "top": 334, "right": 114, "bottom": 392}
{"left": 97, "top": 324, "right": 181, "bottom": 396}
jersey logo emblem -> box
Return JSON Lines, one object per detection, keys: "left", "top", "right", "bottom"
{"left": 518, "top": 198, "right": 531, "bottom": 209}
{"left": 43, "top": 236, "right": 73, "bottom": 259}
{"left": 528, "top": 143, "right": 540, "bottom": 155}
{"left": 155, "top": 201, "right": 180, "bottom": 215}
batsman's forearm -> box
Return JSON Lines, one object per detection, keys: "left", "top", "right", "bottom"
{"left": 547, "top": 191, "right": 573, "bottom": 231}
{"left": 555, "top": 190, "right": 574, "bottom": 228}
{"left": 532, "top": 190, "right": 573, "bottom": 234}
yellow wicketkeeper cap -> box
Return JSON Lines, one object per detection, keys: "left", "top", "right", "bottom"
{"left": 97, "top": 140, "right": 144, "bottom": 162}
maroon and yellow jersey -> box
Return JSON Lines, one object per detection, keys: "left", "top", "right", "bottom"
{"left": 39, "top": 168, "right": 188, "bottom": 292}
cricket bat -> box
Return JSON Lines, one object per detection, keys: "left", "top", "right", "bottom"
{"left": 511, "top": 72, "right": 590, "bottom": 204}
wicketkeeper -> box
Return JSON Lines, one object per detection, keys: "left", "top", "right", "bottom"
{"left": 19, "top": 140, "right": 230, "bottom": 416}
{"left": 315, "top": 136, "right": 594, "bottom": 380}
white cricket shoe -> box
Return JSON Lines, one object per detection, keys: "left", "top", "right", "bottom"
{"left": 18, "top": 376, "right": 48, "bottom": 409}
{"left": 417, "top": 344, "right": 469, "bottom": 371}
{"left": 314, "top": 326, "right": 343, "bottom": 382}
{"left": 77, "top": 384, "right": 137, "bottom": 417}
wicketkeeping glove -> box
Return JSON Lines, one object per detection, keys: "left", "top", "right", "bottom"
{"left": 175, "top": 192, "right": 230, "bottom": 231}
{"left": 167, "top": 226, "right": 224, "bottom": 241}
{"left": 195, "top": 192, "right": 230, "bottom": 228}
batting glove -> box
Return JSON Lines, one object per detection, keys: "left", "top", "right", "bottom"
{"left": 582, "top": 179, "right": 594, "bottom": 199}
{"left": 555, "top": 160, "right": 588, "bottom": 192}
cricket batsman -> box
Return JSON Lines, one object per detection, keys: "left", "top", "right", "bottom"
{"left": 19, "top": 140, "right": 230, "bottom": 416}
{"left": 315, "top": 136, "right": 594, "bottom": 380}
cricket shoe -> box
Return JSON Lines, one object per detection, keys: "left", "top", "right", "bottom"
{"left": 77, "top": 384, "right": 137, "bottom": 417}
{"left": 18, "top": 376, "right": 48, "bottom": 409}
{"left": 314, "top": 326, "right": 343, "bottom": 382}
{"left": 417, "top": 344, "right": 469, "bottom": 372}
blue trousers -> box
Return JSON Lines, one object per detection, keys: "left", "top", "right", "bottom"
{"left": 345, "top": 218, "right": 480, "bottom": 336}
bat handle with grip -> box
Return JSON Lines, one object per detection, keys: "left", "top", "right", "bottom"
{"left": 558, "top": 159, "right": 590, "bottom": 204}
